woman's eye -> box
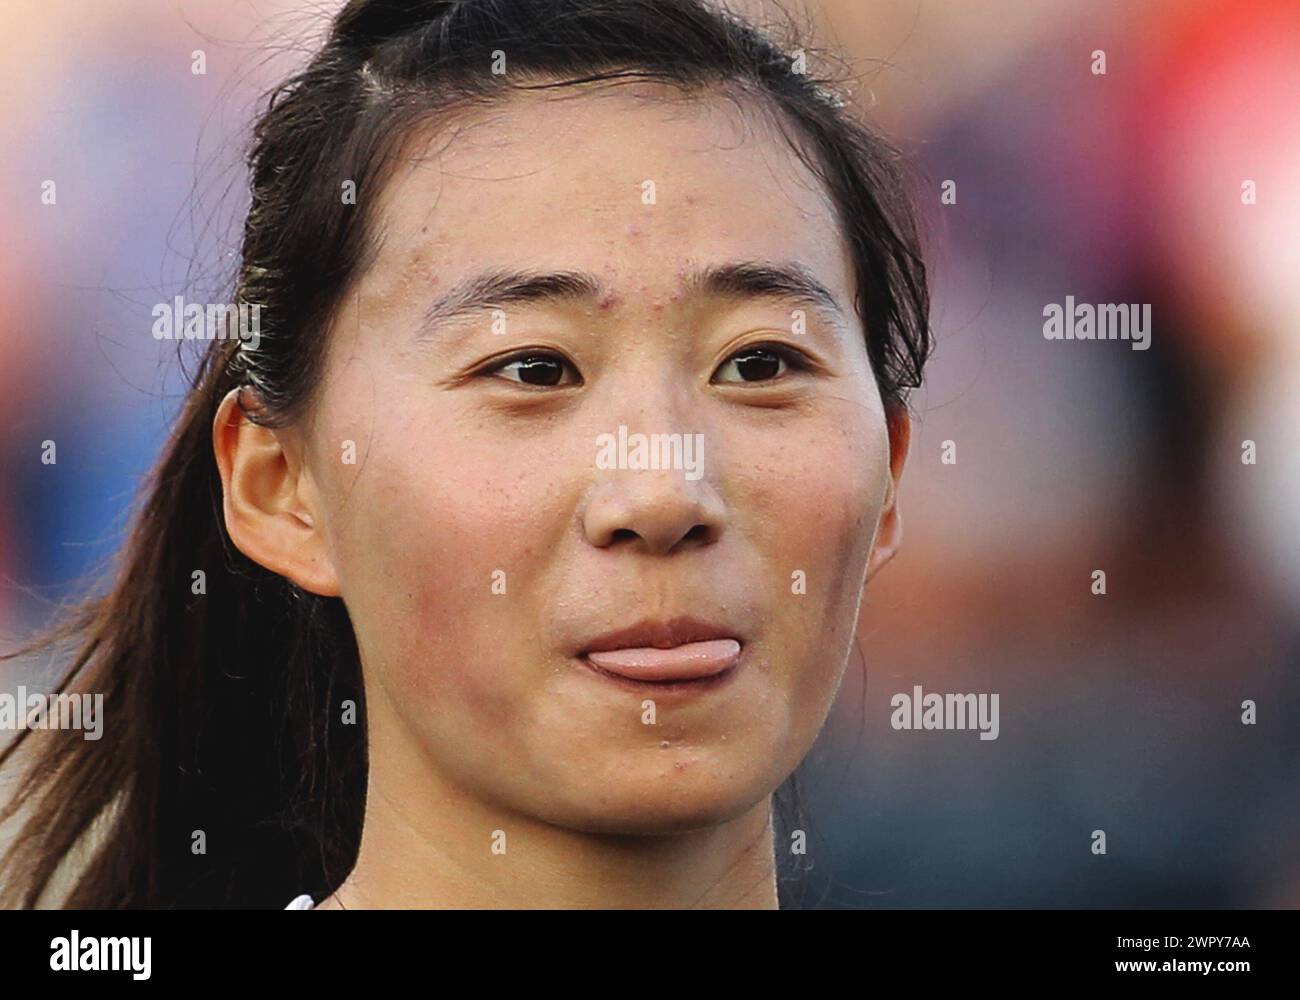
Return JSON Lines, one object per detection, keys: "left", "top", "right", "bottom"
{"left": 483, "top": 352, "right": 580, "bottom": 387}
{"left": 712, "top": 344, "right": 806, "bottom": 384}
{"left": 480, "top": 344, "right": 807, "bottom": 388}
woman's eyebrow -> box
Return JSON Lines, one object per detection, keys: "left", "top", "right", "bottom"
{"left": 416, "top": 260, "right": 846, "bottom": 340}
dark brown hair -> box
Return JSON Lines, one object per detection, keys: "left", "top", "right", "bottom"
{"left": 0, "top": 0, "right": 929, "bottom": 908}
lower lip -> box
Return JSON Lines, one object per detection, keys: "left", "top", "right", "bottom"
{"left": 581, "top": 638, "right": 742, "bottom": 688}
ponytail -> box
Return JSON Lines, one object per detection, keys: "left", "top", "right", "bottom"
{"left": 0, "top": 339, "right": 365, "bottom": 907}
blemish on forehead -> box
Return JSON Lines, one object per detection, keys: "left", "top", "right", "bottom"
{"left": 598, "top": 289, "right": 621, "bottom": 310}
{"left": 649, "top": 289, "right": 683, "bottom": 313}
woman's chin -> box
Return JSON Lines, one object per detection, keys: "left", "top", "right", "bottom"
{"left": 534, "top": 764, "right": 777, "bottom": 836}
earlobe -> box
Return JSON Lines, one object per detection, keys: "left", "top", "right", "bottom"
{"left": 212, "top": 388, "right": 342, "bottom": 597}
{"left": 864, "top": 403, "right": 911, "bottom": 580}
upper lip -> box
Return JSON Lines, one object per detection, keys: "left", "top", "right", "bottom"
{"left": 578, "top": 615, "right": 743, "bottom": 656}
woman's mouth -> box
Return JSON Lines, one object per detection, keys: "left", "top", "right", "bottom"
{"left": 575, "top": 616, "right": 746, "bottom": 690}
{"left": 583, "top": 638, "right": 741, "bottom": 682}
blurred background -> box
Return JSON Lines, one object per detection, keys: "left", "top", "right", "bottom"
{"left": 0, "top": 0, "right": 1296, "bottom": 907}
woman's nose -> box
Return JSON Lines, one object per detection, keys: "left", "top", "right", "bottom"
{"left": 581, "top": 428, "right": 726, "bottom": 555}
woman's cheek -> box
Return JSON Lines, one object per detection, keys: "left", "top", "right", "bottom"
{"left": 335, "top": 429, "right": 556, "bottom": 707}
{"left": 725, "top": 418, "right": 886, "bottom": 732}
{"left": 735, "top": 415, "right": 885, "bottom": 579}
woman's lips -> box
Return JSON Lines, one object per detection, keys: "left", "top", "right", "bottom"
{"left": 583, "top": 638, "right": 741, "bottom": 682}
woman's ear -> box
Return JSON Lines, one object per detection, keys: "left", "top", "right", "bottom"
{"left": 864, "top": 402, "right": 911, "bottom": 581}
{"left": 212, "top": 388, "right": 342, "bottom": 597}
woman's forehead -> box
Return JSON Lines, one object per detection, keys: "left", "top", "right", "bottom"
{"left": 364, "top": 88, "right": 849, "bottom": 312}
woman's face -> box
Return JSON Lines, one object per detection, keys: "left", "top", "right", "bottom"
{"left": 287, "top": 83, "right": 905, "bottom": 833}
